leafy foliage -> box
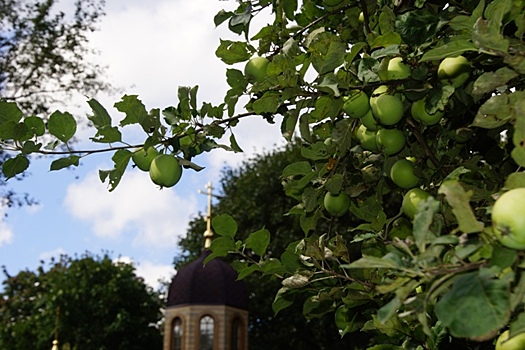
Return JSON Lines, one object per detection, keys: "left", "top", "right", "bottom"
{"left": 1, "top": 0, "right": 525, "bottom": 348}
{"left": 176, "top": 142, "right": 362, "bottom": 350}
{"left": 0, "top": 253, "right": 162, "bottom": 350}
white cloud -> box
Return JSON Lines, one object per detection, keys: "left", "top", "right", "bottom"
{"left": 114, "top": 256, "right": 174, "bottom": 291}
{"left": 39, "top": 247, "right": 67, "bottom": 261}
{"left": 87, "top": 0, "right": 236, "bottom": 107}
{"left": 64, "top": 169, "right": 197, "bottom": 248}
{"left": 0, "top": 205, "right": 13, "bottom": 247}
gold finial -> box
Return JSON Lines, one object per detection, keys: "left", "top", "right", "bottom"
{"left": 51, "top": 307, "right": 59, "bottom": 350}
{"left": 199, "top": 182, "right": 214, "bottom": 249}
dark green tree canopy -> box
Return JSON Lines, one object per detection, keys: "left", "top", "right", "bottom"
{"left": 0, "top": 253, "right": 163, "bottom": 350}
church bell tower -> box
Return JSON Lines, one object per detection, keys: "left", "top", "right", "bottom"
{"left": 163, "top": 183, "right": 249, "bottom": 350}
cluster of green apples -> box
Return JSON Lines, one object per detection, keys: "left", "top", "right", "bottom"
{"left": 131, "top": 147, "right": 183, "bottom": 188}
{"left": 345, "top": 56, "right": 472, "bottom": 219}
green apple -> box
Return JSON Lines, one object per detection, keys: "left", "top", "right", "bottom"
{"left": 387, "top": 57, "right": 411, "bottom": 80}
{"left": 402, "top": 188, "right": 430, "bottom": 219}
{"left": 390, "top": 159, "right": 419, "bottom": 189}
{"left": 343, "top": 90, "right": 370, "bottom": 119}
{"left": 492, "top": 188, "right": 525, "bottom": 250}
{"left": 324, "top": 192, "right": 350, "bottom": 217}
{"left": 371, "top": 94, "right": 404, "bottom": 126}
{"left": 334, "top": 305, "right": 359, "bottom": 334}
{"left": 495, "top": 330, "right": 525, "bottom": 350}
{"left": 411, "top": 98, "right": 444, "bottom": 126}
{"left": 149, "top": 154, "right": 183, "bottom": 188}
{"left": 132, "top": 147, "right": 159, "bottom": 171}
{"left": 376, "top": 128, "right": 405, "bottom": 155}
{"left": 360, "top": 109, "right": 379, "bottom": 131}
{"left": 369, "top": 85, "right": 389, "bottom": 110}
{"left": 355, "top": 124, "right": 378, "bottom": 152}
{"left": 245, "top": 56, "right": 269, "bottom": 83}
{"left": 437, "top": 56, "right": 470, "bottom": 88}
{"left": 358, "top": 12, "right": 365, "bottom": 23}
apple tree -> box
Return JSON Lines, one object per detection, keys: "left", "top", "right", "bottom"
{"left": 1, "top": 0, "right": 525, "bottom": 348}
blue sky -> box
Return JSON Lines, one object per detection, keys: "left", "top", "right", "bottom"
{"left": 0, "top": 0, "right": 284, "bottom": 290}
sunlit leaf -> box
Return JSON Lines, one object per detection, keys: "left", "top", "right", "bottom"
{"left": 438, "top": 180, "right": 485, "bottom": 234}
{"left": 212, "top": 214, "right": 238, "bottom": 238}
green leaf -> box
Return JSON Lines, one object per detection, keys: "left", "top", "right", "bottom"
{"left": 426, "top": 85, "right": 455, "bottom": 114}
{"left": 215, "top": 39, "right": 252, "bottom": 65}
{"left": 435, "top": 269, "right": 511, "bottom": 340}
{"left": 473, "top": 18, "right": 510, "bottom": 53}
{"left": 115, "top": 95, "right": 147, "bottom": 127}
{"left": 237, "top": 264, "right": 260, "bottom": 280}
{"left": 24, "top": 116, "right": 45, "bottom": 137}
{"left": 471, "top": 94, "right": 513, "bottom": 129}
{"left": 509, "top": 312, "right": 525, "bottom": 340}
{"left": 0, "top": 121, "right": 29, "bottom": 141}
{"left": 342, "top": 255, "right": 403, "bottom": 270}
{"left": 214, "top": 9, "right": 233, "bottom": 27}
{"left": 310, "top": 95, "right": 343, "bottom": 121}
{"left": 0, "top": 100, "right": 23, "bottom": 124}
{"left": 504, "top": 172, "right": 525, "bottom": 189}
{"left": 318, "top": 41, "right": 346, "bottom": 75}
{"left": 252, "top": 92, "right": 280, "bottom": 114}
{"left": 87, "top": 99, "right": 112, "bottom": 129}
{"left": 177, "top": 86, "right": 191, "bottom": 119}
{"left": 395, "top": 9, "right": 445, "bottom": 47}
{"left": 472, "top": 67, "right": 518, "bottom": 99}
{"left": 282, "top": 161, "right": 312, "bottom": 177}
{"left": 50, "top": 156, "right": 81, "bottom": 171}
{"left": 90, "top": 126, "right": 122, "bottom": 143}
{"left": 229, "top": 133, "right": 243, "bottom": 153}
{"left": 512, "top": 99, "right": 525, "bottom": 167}
{"left": 245, "top": 228, "right": 270, "bottom": 257}
{"left": 412, "top": 197, "right": 439, "bottom": 252}
{"left": 272, "top": 287, "right": 295, "bottom": 315}
{"left": 99, "top": 149, "right": 132, "bottom": 191}
{"left": 317, "top": 74, "right": 341, "bottom": 96}
{"left": 47, "top": 111, "right": 77, "bottom": 143}
{"left": 226, "top": 68, "right": 248, "bottom": 90}
{"left": 205, "top": 236, "right": 238, "bottom": 263}
{"left": 420, "top": 40, "right": 478, "bottom": 62}
{"left": 282, "top": 0, "right": 297, "bottom": 20}
{"left": 212, "top": 214, "right": 238, "bottom": 238}
{"left": 438, "top": 180, "right": 485, "bottom": 233}
{"left": 376, "top": 296, "right": 402, "bottom": 325}
{"left": 281, "top": 108, "right": 300, "bottom": 141}
{"left": 2, "top": 154, "right": 29, "bottom": 179}
{"left": 21, "top": 140, "right": 42, "bottom": 154}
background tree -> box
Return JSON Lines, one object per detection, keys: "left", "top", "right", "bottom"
{"left": 0, "top": 0, "right": 109, "bottom": 211}
{"left": 176, "top": 141, "right": 366, "bottom": 350}
{"left": 0, "top": 253, "right": 163, "bottom": 350}
{"left": 0, "top": 0, "right": 109, "bottom": 115}
{"left": 1, "top": 0, "right": 525, "bottom": 349}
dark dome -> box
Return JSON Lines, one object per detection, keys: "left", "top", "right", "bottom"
{"left": 167, "top": 251, "right": 248, "bottom": 310}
